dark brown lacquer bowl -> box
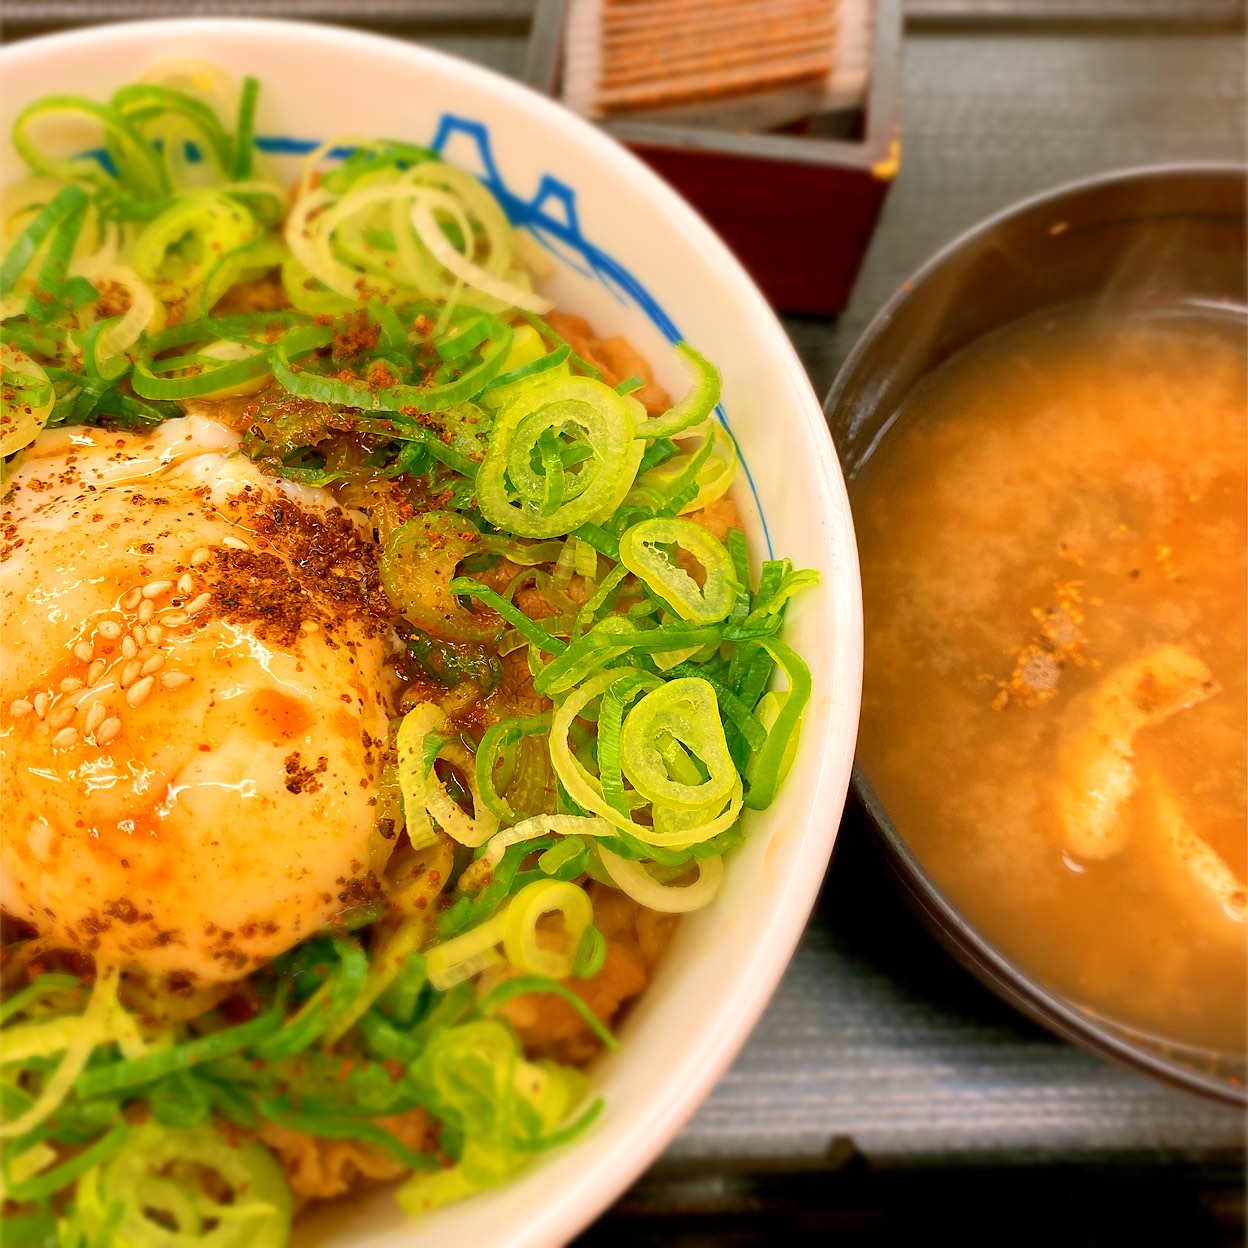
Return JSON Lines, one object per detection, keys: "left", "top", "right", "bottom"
{"left": 825, "top": 165, "right": 1248, "bottom": 1106}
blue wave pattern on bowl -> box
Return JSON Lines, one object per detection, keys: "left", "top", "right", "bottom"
{"left": 254, "top": 116, "right": 774, "bottom": 556}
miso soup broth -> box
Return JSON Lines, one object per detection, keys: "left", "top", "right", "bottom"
{"left": 854, "top": 304, "right": 1247, "bottom": 1053}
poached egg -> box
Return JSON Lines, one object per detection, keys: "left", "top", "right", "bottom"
{"left": 1, "top": 416, "right": 393, "bottom": 986}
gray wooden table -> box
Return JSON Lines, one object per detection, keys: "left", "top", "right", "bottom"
{"left": 632, "top": 23, "right": 1248, "bottom": 1243}
{"left": 631, "top": 18, "right": 1246, "bottom": 1244}
{"left": 3, "top": 4, "right": 1245, "bottom": 1244}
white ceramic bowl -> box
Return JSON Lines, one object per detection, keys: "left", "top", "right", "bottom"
{"left": 0, "top": 19, "right": 862, "bottom": 1248}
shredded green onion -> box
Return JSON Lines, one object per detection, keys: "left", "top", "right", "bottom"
{"left": 74, "top": 1005, "right": 283, "bottom": 1100}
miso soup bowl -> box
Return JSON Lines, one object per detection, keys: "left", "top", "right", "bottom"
{"left": 826, "top": 165, "right": 1247, "bottom": 1107}
{"left": 0, "top": 18, "right": 863, "bottom": 1248}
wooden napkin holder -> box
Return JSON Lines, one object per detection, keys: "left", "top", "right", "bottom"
{"left": 525, "top": 0, "right": 903, "bottom": 315}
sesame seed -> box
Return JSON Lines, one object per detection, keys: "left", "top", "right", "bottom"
{"left": 142, "top": 579, "right": 174, "bottom": 599}
{"left": 51, "top": 727, "right": 79, "bottom": 750}
{"left": 121, "top": 636, "right": 138, "bottom": 660}
{"left": 49, "top": 701, "right": 77, "bottom": 729}
{"left": 145, "top": 624, "right": 164, "bottom": 645}
{"left": 33, "top": 692, "right": 48, "bottom": 719}
{"left": 186, "top": 593, "right": 211, "bottom": 616}
{"left": 120, "top": 660, "right": 142, "bottom": 689}
{"left": 140, "top": 652, "right": 166, "bottom": 677}
{"left": 162, "top": 611, "right": 188, "bottom": 627}
{"left": 138, "top": 599, "right": 155, "bottom": 624}
{"left": 73, "top": 641, "right": 94, "bottom": 662}
{"left": 97, "top": 620, "right": 122, "bottom": 640}
{"left": 300, "top": 620, "right": 320, "bottom": 634}
{"left": 87, "top": 659, "right": 107, "bottom": 686}
{"left": 177, "top": 573, "right": 195, "bottom": 594}
{"left": 60, "top": 677, "right": 85, "bottom": 693}
{"left": 191, "top": 547, "right": 211, "bottom": 566}
{"left": 222, "top": 534, "right": 249, "bottom": 550}
{"left": 120, "top": 588, "right": 142, "bottom": 611}
{"left": 9, "top": 699, "right": 33, "bottom": 718}
{"left": 160, "top": 671, "right": 192, "bottom": 691}
{"left": 95, "top": 717, "right": 122, "bottom": 745}
{"left": 85, "top": 702, "right": 107, "bottom": 735}
{"left": 126, "top": 675, "right": 155, "bottom": 708}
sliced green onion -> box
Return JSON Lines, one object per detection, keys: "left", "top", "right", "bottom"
{"left": 198, "top": 229, "right": 288, "bottom": 318}
{"left": 631, "top": 419, "right": 737, "bottom": 515}
{"left": 398, "top": 1019, "right": 595, "bottom": 1214}
{"left": 619, "top": 677, "right": 738, "bottom": 811}
{"left": 533, "top": 615, "right": 721, "bottom": 697}
{"left": 131, "top": 339, "right": 273, "bottom": 399}
{"left": 147, "top": 1070, "right": 214, "bottom": 1130}
{"left": 520, "top": 309, "right": 601, "bottom": 379}
{"left": 475, "top": 975, "right": 617, "bottom": 1050}
{"left": 476, "top": 373, "right": 640, "bottom": 539}
{"left": 280, "top": 252, "right": 356, "bottom": 315}
{"left": 0, "top": 1213, "right": 59, "bottom": 1247}
{"left": 259, "top": 1108, "right": 435, "bottom": 1171}
{"left": 0, "top": 973, "right": 82, "bottom": 1026}
{"left": 572, "top": 923, "right": 608, "bottom": 978}
{"left": 736, "top": 565, "right": 822, "bottom": 635}
{"left": 539, "top": 835, "right": 591, "bottom": 880}
{"left": 1, "top": 1121, "right": 128, "bottom": 1205}
{"left": 598, "top": 847, "right": 724, "bottom": 912}
{"left": 410, "top": 189, "right": 551, "bottom": 315}
{"left": 382, "top": 512, "right": 500, "bottom": 643}
{"left": 436, "top": 307, "right": 494, "bottom": 362}
{"left": 475, "top": 813, "right": 616, "bottom": 876}
{"left": 395, "top": 702, "right": 447, "bottom": 849}
{"left": 66, "top": 1123, "right": 291, "bottom": 1248}
{"left": 13, "top": 96, "right": 165, "bottom": 199}
{"left": 549, "top": 670, "right": 743, "bottom": 849}
{"left": 635, "top": 342, "right": 721, "bottom": 440}
{"left": 112, "top": 82, "right": 233, "bottom": 182}
{"left": 450, "top": 577, "right": 566, "bottom": 655}
{"left": 478, "top": 534, "right": 567, "bottom": 567}
{"left": 252, "top": 937, "right": 366, "bottom": 1061}
{"left": 326, "top": 922, "right": 428, "bottom": 1046}
{"left": 23, "top": 190, "right": 95, "bottom": 323}
{"left": 570, "top": 560, "right": 630, "bottom": 640}
{"left": 425, "top": 908, "right": 508, "bottom": 991}
{"left": 232, "top": 75, "right": 261, "bottom": 179}
{"left": 597, "top": 672, "right": 660, "bottom": 816}
{"left": 0, "top": 343, "right": 55, "bottom": 456}
{"left": 0, "top": 183, "right": 89, "bottom": 298}
{"left": 475, "top": 713, "right": 553, "bottom": 822}
{"left": 129, "top": 188, "right": 260, "bottom": 306}
{"left": 269, "top": 318, "right": 513, "bottom": 413}
{"left": 619, "top": 516, "right": 739, "bottom": 624}
{"left": 74, "top": 1005, "right": 283, "bottom": 1100}
{"left": 396, "top": 701, "right": 499, "bottom": 849}
{"left": 502, "top": 879, "right": 594, "bottom": 980}
{"left": 742, "top": 637, "right": 812, "bottom": 810}
{"left": 0, "top": 965, "right": 118, "bottom": 1140}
